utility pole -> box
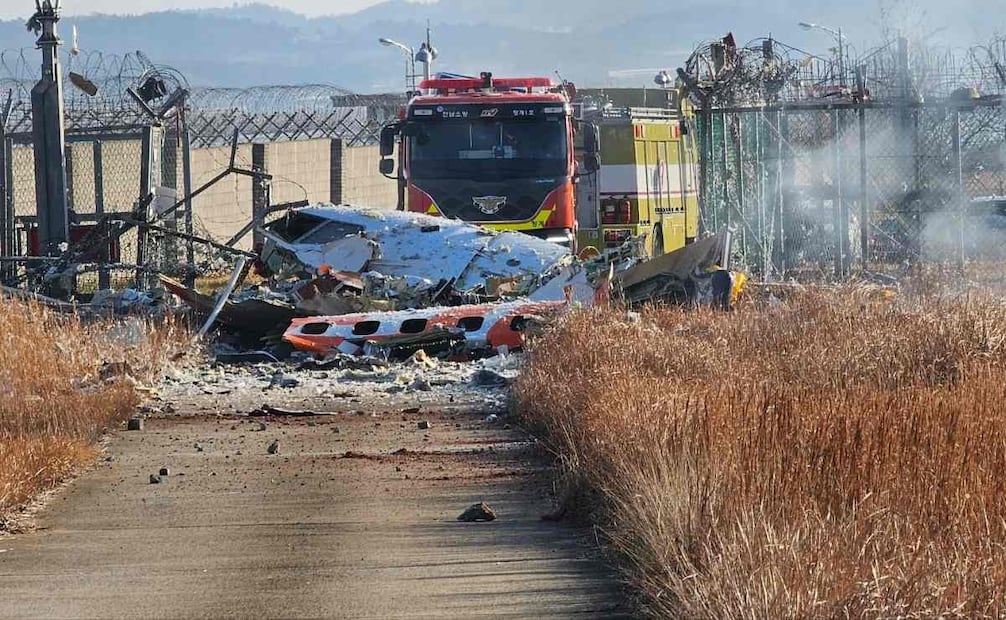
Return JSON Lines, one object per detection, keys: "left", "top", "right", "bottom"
{"left": 28, "top": 0, "right": 70, "bottom": 259}
{"left": 415, "top": 22, "right": 439, "bottom": 85}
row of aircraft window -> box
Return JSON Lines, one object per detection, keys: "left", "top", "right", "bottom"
{"left": 298, "top": 315, "right": 530, "bottom": 337}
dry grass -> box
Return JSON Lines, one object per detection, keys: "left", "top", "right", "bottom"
{"left": 0, "top": 299, "right": 183, "bottom": 529}
{"left": 516, "top": 287, "right": 1006, "bottom": 618}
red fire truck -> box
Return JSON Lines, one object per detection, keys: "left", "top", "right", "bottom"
{"left": 379, "top": 73, "right": 598, "bottom": 246}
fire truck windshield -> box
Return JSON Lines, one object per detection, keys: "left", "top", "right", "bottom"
{"left": 409, "top": 119, "right": 568, "bottom": 180}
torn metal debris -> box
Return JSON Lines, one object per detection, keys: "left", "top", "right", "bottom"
{"left": 157, "top": 216, "right": 744, "bottom": 360}
{"left": 158, "top": 204, "right": 583, "bottom": 341}
{"left": 616, "top": 229, "right": 745, "bottom": 308}
{"left": 282, "top": 299, "right": 565, "bottom": 359}
{"left": 257, "top": 204, "right": 571, "bottom": 299}
{"left": 161, "top": 276, "right": 296, "bottom": 336}
{"left": 10, "top": 170, "right": 750, "bottom": 368}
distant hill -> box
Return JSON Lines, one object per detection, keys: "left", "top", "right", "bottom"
{"left": 0, "top": 0, "right": 1001, "bottom": 92}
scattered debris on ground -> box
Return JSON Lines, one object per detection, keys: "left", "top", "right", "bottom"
{"left": 176, "top": 209, "right": 741, "bottom": 362}
{"left": 458, "top": 502, "right": 497, "bottom": 522}
{"left": 472, "top": 369, "right": 511, "bottom": 388}
{"left": 4, "top": 200, "right": 746, "bottom": 393}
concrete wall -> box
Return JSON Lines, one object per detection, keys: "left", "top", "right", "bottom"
{"left": 5, "top": 136, "right": 396, "bottom": 253}
{"left": 331, "top": 140, "right": 399, "bottom": 208}
{"left": 266, "top": 139, "right": 332, "bottom": 206}
{"left": 186, "top": 143, "right": 254, "bottom": 249}
{"left": 186, "top": 139, "right": 395, "bottom": 249}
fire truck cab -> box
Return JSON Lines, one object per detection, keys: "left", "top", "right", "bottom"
{"left": 379, "top": 73, "right": 597, "bottom": 247}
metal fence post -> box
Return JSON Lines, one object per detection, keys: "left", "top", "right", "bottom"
{"left": 776, "top": 110, "right": 788, "bottom": 278}
{"left": 0, "top": 119, "right": 9, "bottom": 283}
{"left": 5, "top": 139, "right": 15, "bottom": 261}
{"left": 734, "top": 113, "right": 746, "bottom": 266}
{"left": 769, "top": 111, "right": 782, "bottom": 280}
{"left": 63, "top": 143, "right": 74, "bottom": 217}
{"left": 181, "top": 125, "right": 195, "bottom": 287}
{"left": 953, "top": 108, "right": 965, "bottom": 271}
{"left": 136, "top": 126, "right": 153, "bottom": 287}
{"left": 856, "top": 67, "right": 869, "bottom": 268}
{"left": 756, "top": 111, "right": 768, "bottom": 277}
{"left": 92, "top": 140, "right": 109, "bottom": 289}
{"left": 895, "top": 36, "right": 924, "bottom": 264}
{"left": 721, "top": 112, "right": 730, "bottom": 232}
{"left": 832, "top": 110, "right": 844, "bottom": 278}
{"left": 251, "top": 143, "right": 269, "bottom": 250}
{"left": 700, "top": 107, "right": 712, "bottom": 233}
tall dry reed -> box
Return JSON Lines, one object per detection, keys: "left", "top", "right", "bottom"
{"left": 517, "top": 288, "right": 1006, "bottom": 617}
{"left": 0, "top": 299, "right": 181, "bottom": 528}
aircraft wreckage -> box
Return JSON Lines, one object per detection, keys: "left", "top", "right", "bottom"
{"left": 154, "top": 203, "right": 742, "bottom": 360}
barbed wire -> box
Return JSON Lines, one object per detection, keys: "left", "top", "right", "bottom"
{"left": 188, "top": 84, "right": 354, "bottom": 113}
{"left": 0, "top": 46, "right": 403, "bottom": 145}
{"left": 183, "top": 89, "right": 403, "bottom": 147}
{"left": 1, "top": 48, "right": 157, "bottom": 110}
{"left": 679, "top": 34, "right": 1006, "bottom": 108}
{"left": 0, "top": 47, "right": 183, "bottom": 134}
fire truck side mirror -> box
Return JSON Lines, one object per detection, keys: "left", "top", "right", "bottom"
{"left": 583, "top": 123, "right": 600, "bottom": 155}
{"left": 379, "top": 158, "right": 395, "bottom": 176}
{"left": 584, "top": 153, "right": 600, "bottom": 173}
{"left": 379, "top": 125, "right": 398, "bottom": 157}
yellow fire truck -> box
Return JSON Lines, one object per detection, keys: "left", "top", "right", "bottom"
{"left": 574, "top": 101, "right": 700, "bottom": 257}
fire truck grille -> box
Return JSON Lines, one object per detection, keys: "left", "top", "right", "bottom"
{"left": 413, "top": 177, "right": 563, "bottom": 223}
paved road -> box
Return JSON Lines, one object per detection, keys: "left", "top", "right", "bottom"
{"left": 0, "top": 403, "right": 628, "bottom": 619}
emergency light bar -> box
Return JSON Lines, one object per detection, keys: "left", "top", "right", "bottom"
{"left": 419, "top": 76, "right": 555, "bottom": 92}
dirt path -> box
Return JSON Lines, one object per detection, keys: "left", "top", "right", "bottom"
{"left": 0, "top": 379, "right": 628, "bottom": 619}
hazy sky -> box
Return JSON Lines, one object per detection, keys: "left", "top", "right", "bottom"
{"left": 0, "top": 0, "right": 387, "bottom": 20}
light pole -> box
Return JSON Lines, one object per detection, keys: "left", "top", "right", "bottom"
{"left": 379, "top": 37, "right": 415, "bottom": 94}
{"left": 799, "top": 21, "right": 846, "bottom": 87}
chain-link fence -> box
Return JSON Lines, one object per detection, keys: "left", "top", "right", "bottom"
{"left": 0, "top": 128, "right": 162, "bottom": 290}
{"left": 696, "top": 99, "right": 1006, "bottom": 281}
{"left": 185, "top": 89, "right": 404, "bottom": 148}
{"left": 0, "top": 45, "right": 403, "bottom": 291}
